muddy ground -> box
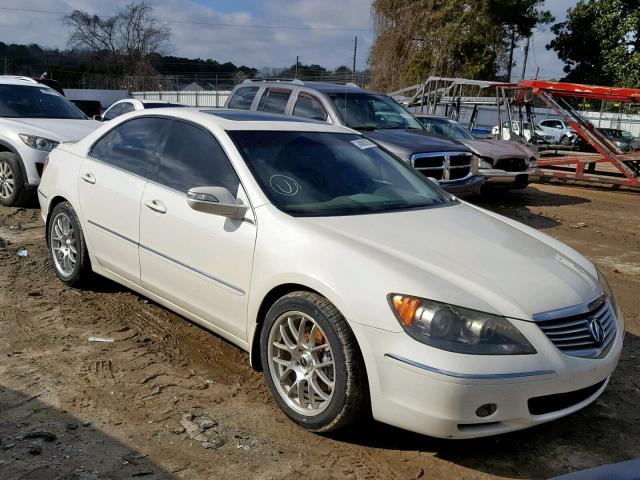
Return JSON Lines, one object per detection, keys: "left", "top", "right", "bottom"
{"left": 0, "top": 182, "right": 639, "bottom": 480}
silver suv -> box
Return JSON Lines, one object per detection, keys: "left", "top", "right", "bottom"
{"left": 0, "top": 76, "right": 99, "bottom": 206}
{"left": 226, "top": 80, "right": 483, "bottom": 194}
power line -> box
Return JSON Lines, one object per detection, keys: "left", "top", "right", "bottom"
{"left": 0, "top": 6, "right": 371, "bottom": 32}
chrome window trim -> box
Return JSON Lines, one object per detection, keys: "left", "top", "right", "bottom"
{"left": 384, "top": 354, "right": 554, "bottom": 380}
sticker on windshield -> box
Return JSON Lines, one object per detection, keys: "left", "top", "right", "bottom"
{"left": 270, "top": 175, "right": 301, "bottom": 196}
{"left": 350, "top": 138, "right": 377, "bottom": 150}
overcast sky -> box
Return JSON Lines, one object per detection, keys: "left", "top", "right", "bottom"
{"left": 0, "top": 0, "right": 577, "bottom": 79}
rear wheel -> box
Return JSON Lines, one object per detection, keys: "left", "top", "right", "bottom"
{"left": 260, "top": 291, "right": 368, "bottom": 432}
{"left": 47, "top": 201, "right": 91, "bottom": 286}
{"left": 0, "top": 152, "right": 31, "bottom": 207}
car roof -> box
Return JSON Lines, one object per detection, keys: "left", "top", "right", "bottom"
{"left": 0, "top": 75, "right": 45, "bottom": 87}
{"left": 240, "top": 79, "right": 365, "bottom": 94}
{"left": 116, "top": 108, "right": 357, "bottom": 133}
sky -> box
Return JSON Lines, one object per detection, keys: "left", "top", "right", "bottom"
{"left": 0, "top": 0, "right": 577, "bottom": 79}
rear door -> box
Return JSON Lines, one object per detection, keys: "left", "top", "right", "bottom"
{"left": 256, "top": 88, "right": 292, "bottom": 114}
{"left": 79, "top": 117, "right": 170, "bottom": 285}
{"left": 139, "top": 119, "right": 256, "bottom": 340}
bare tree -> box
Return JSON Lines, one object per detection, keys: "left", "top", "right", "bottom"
{"left": 65, "top": 1, "right": 170, "bottom": 77}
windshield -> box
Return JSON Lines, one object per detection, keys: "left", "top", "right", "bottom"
{"left": 0, "top": 84, "right": 86, "bottom": 119}
{"left": 417, "top": 117, "right": 475, "bottom": 140}
{"left": 230, "top": 131, "right": 453, "bottom": 217}
{"left": 328, "top": 92, "right": 424, "bottom": 130}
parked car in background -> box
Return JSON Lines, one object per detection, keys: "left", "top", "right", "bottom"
{"left": 99, "top": 98, "right": 187, "bottom": 121}
{"left": 537, "top": 118, "right": 577, "bottom": 145}
{"left": 599, "top": 128, "right": 640, "bottom": 152}
{"left": 226, "top": 80, "right": 483, "bottom": 195}
{"left": 492, "top": 120, "right": 556, "bottom": 144}
{"left": 39, "top": 108, "right": 623, "bottom": 439}
{"left": 415, "top": 114, "right": 540, "bottom": 189}
{"left": 0, "top": 76, "right": 100, "bottom": 206}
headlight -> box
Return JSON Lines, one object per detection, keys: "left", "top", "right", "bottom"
{"left": 18, "top": 134, "right": 59, "bottom": 152}
{"left": 388, "top": 294, "right": 536, "bottom": 355}
{"left": 597, "top": 268, "right": 618, "bottom": 315}
{"left": 476, "top": 156, "right": 493, "bottom": 170}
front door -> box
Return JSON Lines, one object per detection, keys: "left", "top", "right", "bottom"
{"left": 139, "top": 119, "right": 256, "bottom": 341}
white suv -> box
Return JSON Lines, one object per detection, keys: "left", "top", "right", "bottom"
{"left": 0, "top": 76, "right": 100, "bottom": 206}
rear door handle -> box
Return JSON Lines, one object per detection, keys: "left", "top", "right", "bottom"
{"left": 81, "top": 173, "right": 96, "bottom": 184}
{"left": 145, "top": 199, "right": 167, "bottom": 214}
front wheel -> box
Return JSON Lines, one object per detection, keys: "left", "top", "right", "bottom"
{"left": 47, "top": 201, "right": 91, "bottom": 286}
{"left": 0, "top": 152, "right": 31, "bottom": 207}
{"left": 560, "top": 135, "right": 573, "bottom": 146}
{"left": 260, "top": 291, "right": 368, "bottom": 432}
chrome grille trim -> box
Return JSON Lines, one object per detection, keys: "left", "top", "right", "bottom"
{"left": 411, "top": 151, "right": 473, "bottom": 182}
{"left": 537, "top": 300, "right": 617, "bottom": 358}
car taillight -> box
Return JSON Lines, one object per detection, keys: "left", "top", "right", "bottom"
{"left": 43, "top": 155, "right": 50, "bottom": 172}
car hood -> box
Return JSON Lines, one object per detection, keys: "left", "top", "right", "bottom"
{"left": 5, "top": 118, "right": 101, "bottom": 142}
{"left": 301, "top": 203, "right": 601, "bottom": 321}
{"left": 362, "top": 129, "right": 469, "bottom": 158}
{"left": 460, "top": 139, "right": 533, "bottom": 160}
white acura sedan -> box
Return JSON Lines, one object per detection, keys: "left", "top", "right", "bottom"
{"left": 38, "top": 109, "right": 623, "bottom": 439}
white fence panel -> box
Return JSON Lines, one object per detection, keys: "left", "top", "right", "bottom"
{"left": 131, "top": 90, "right": 231, "bottom": 108}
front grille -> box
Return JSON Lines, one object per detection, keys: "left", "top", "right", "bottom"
{"left": 494, "top": 157, "right": 527, "bottom": 172}
{"left": 411, "top": 152, "right": 472, "bottom": 182}
{"left": 537, "top": 300, "right": 616, "bottom": 358}
{"left": 528, "top": 379, "right": 606, "bottom": 415}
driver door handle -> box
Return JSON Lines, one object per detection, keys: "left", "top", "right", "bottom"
{"left": 145, "top": 199, "right": 167, "bottom": 214}
{"left": 81, "top": 173, "right": 96, "bottom": 184}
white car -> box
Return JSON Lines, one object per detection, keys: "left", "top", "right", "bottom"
{"left": 537, "top": 118, "right": 577, "bottom": 145}
{"left": 100, "top": 99, "right": 186, "bottom": 121}
{"left": 492, "top": 121, "right": 556, "bottom": 143}
{"left": 0, "top": 76, "right": 100, "bottom": 206}
{"left": 38, "top": 108, "right": 623, "bottom": 439}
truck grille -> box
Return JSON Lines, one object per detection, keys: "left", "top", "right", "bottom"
{"left": 411, "top": 152, "right": 473, "bottom": 182}
{"left": 537, "top": 299, "right": 616, "bottom": 358}
{"left": 494, "top": 157, "right": 527, "bottom": 172}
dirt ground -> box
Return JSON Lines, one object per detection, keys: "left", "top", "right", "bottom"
{"left": 1, "top": 182, "right": 639, "bottom": 480}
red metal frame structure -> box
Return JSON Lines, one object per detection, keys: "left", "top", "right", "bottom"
{"left": 518, "top": 80, "right": 640, "bottom": 189}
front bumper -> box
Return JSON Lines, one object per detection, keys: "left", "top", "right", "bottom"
{"left": 350, "top": 308, "right": 623, "bottom": 439}
{"left": 481, "top": 167, "right": 541, "bottom": 188}
{"left": 439, "top": 175, "right": 484, "bottom": 195}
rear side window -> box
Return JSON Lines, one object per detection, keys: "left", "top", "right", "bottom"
{"left": 293, "top": 94, "right": 327, "bottom": 121}
{"left": 257, "top": 89, "right": 291, "bottom": 114}
{"left": 103, "top": 103, "right": 125, "bottom": 121}
{"left": 90, "top": 117, "right": 169, "bottom": 178}
{"left": 120, "top": 102, "right": 135, "bottom": 114}
{"left": 155, "top": 120, "right": 241, "bottom": 194}
{"left": 228, "top": 87, "right": 259, "bottom": 110}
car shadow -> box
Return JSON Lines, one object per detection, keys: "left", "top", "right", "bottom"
{"left": 0, "top": 386, "right": 175, "bottom": 479}
{"left": 329, "top": 331, "right": 640, "bottom": 479}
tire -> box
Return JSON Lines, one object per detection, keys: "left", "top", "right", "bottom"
{"left": 260, "top": 291, "right": 368, "bottom": 432}
{"left": 0, "top": 151, "right": 32, "bottom": 207}
{"left": 560, "top": 135, "right": 573, "bottom": 146}
{"left": 47, "top": 201, "right": 91, "bottom": 286}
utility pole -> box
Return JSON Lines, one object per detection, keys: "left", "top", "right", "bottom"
{"left": 520, "top": 35, "right": 531, "bottom": 81}
{"left": 507, "top": 28, "right": 515, "bottom": 81}
{"left": 3, "top": 57, "right": 7, "bottom": 75}
{"left": 352, "top": 36, "right": 358, "bottom": 84}
{"left": 295, "top": 56, "right": 299, "bottom": 79}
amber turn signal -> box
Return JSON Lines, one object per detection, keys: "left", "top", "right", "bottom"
{"left": 392, "top": 294, "right": 421, "bottom": 326}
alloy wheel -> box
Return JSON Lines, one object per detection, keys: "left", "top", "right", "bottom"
{"left": 0, "top": 161, "right": 14, "bottom": 200}
{"left": 50, "top": 212, "right": 78, "bottom": 277}
{"left": 267, "top": 311, "right": 336, "bottom": 416}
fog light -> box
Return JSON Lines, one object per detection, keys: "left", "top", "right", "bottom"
{"left": 476, "top": 403, "right": 497, "bottom": 418}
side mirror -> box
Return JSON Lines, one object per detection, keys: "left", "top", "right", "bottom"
{"left": 187, "top": 186, "right": 248, "bottom": 219}
{"left": 93, "top": 115, "right": 102, "bottom": 121}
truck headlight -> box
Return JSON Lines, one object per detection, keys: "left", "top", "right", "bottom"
{"left": 476, "top": 156, "right": 493, "bottom": 170}
{"left": 18, "top": 134, "right": 59, "bottom": 152}
{"left": 389, "top": 294, "right": 536, "bottom": 355}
